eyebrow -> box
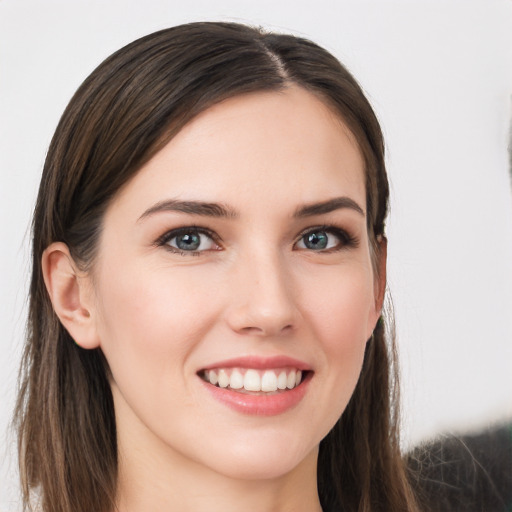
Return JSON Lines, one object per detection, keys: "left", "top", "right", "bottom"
{"left": 138, "top": 195, "right": 364, "bottom": 222}
{"left": 138, "top": 199, "right": 239, "bottom": 221}
{"left": 293, "top": 197, "right": 365, "bottom": 218}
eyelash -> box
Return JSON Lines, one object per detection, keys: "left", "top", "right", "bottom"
{"left": 155, "top": 226, "right": 221, "bottom": 256}
{"left": 155, "top": 224, "right": 358, "bottom": 256}
{"left": 295, "top": 225, "right": 359, "bottom": 253}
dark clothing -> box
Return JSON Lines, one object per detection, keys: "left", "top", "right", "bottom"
{"left": 407, "top": 423, "right": 512, "bottom": 512}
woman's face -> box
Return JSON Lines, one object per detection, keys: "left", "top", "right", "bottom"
{"left": 88, "top": 86, "right": 384, "bottom": 481}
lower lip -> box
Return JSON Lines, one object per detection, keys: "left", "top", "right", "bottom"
{"left": 201, "top": 373, "right": 312, "bottom": 416}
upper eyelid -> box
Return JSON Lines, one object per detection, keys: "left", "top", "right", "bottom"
{"left": 154, "top": 224, "right": 354, "bottom": 248}
{"left": 294, "top": 225, "right": 358, "bottom": 249}
{"left": 155, "top": 226, "right": 220, "bottom": 246}
{"left": 295, "top": 224, "right": 349, "bottom": 239}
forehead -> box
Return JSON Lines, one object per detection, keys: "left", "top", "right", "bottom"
{"left": 110, "top": 86, "right": 366, "bottom": 217}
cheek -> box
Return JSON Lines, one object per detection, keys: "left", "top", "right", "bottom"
{"left": 300, "top": 264, "right": 375, "bottom": 350}
{"left": 92, "top": 262, "right": 220, "bottom": 385}
{"left": 298, "top": 264, "right": 374, "bottom": 419}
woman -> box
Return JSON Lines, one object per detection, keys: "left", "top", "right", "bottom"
{"left": 15, "top": 21, "right": 419, "bottom": 512}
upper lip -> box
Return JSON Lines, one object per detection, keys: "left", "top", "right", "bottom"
{"left": 199, "top": 355, "right": 312, "bottom": 372}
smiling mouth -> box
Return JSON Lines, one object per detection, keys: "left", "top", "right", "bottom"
{"left": 198, "top": 367, "right": 307, "bottom": 395}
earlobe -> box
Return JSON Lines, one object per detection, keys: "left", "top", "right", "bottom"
{"left": 42, "top": 242, "right": 100, "bottom": 349}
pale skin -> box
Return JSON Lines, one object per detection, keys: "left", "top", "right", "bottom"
{"left": 42, "top": 86, "right": 386, "bottom": 512}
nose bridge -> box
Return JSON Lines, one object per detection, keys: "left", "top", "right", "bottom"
{"left": 227, "top": 245, "right": 298, "bottom": 336}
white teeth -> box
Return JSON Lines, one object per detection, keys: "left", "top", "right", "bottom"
{"left": 203, "top": 368, "right": 306, "bottom": 392}
{"left": 261, "top": 370, "right": 278, "bottom": 392}
{"left": 244, "top": 369, "right": 261, "bottom": 391}
{"left": 218, "top": 369, "right": 229, "bottom": 388}
{"left": 208, "top": 370, "right": 218, "bottom": 386}
{"left": 230, "top": 369, "right": 244, "bottom": 389}
{"left": 286, "top": 370, "right": 297, "bottom": 389}
{"left": 277, "top": 371, "right": 287, "bottom": 390}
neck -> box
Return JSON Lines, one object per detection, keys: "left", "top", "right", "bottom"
{"left": 116, "top": 450, "right": 322, "bottom": 512}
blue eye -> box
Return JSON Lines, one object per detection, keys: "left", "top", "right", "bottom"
{"left": 173, "top": 232, "right": 202, "bottom": 251}
{"left": 296, "top": 227, "right": 353, "bottom": 251}
{"left": 160, "top": 227, "right": 219, "bottom": 253}
{"left": 302, "top": 231, "right": 329, "bottom": 250}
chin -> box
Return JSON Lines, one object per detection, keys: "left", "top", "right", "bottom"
{"left": 194, "top": 429, "right": 319, "bottom": 481}
{"left": 213, "top": 452, "right": 312, "bottom": 481}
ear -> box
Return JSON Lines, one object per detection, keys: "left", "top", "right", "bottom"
{"left": 366, "top": 235, "right": 387, "bottom": 339}
{"left": 42, "top": 242, "right": 100, "bottom": 349}
{"left": 374, "top": 235, "right": 387, "bottom": 314}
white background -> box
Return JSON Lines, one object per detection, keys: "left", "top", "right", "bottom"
{"left": 1, "top": 0, "right": 511, "bottom": 508}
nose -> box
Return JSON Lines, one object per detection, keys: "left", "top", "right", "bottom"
{"left": 225, "top": 251, "right": 299, "bottom": 337}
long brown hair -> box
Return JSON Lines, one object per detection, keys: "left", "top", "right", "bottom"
{"left": 15, "top": 22, "right": 419, "bottom": 512}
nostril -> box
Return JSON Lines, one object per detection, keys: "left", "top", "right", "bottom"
{"left": 240, "top": 326, "right": 265, "bottom": 334}
{"left": 225, "top": 293, "right": 299, "bottom": 337}
{"left": 238, "top": 323, "right": 294, "bottom": 336}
